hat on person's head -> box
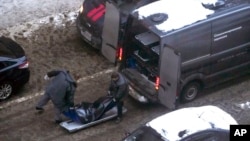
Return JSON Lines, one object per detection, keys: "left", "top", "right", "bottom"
{"left": 47, "top": 70, "right": 59, "bottom": 77}
{"left": 111, "top": 72, "right": 119, "bottom": 81}
{"left": 44, "top": 70, "right": 60, "bottom": 80}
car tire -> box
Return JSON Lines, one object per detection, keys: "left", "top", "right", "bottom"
{"left": 0, "top": 82, "right": 13, "bottom": 100}
{"left": 180, "top": 81, "right": 201, "bottom": 103}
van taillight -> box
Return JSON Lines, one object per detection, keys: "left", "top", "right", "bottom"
{"left": 19, "top": 61, "right": 29, "bottom": 69}
{"left": 117, "top": 47, "right": 123, "bottom": 61}
{"left": 155, "top": 77, "right": 160, "bottom": 90}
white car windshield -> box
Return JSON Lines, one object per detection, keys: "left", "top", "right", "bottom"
{"left": 124, "top": 125, "right": 167, "bottom": 141}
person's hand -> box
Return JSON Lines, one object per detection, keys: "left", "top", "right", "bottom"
{"left": 44, "top": 74, "right": 50, "bottom": 80}
{"left": 113, "top": 98, "right": 116, "bottom": 102}
{"left": 69, "top": 107, "right": 75, "bottom": 110}
{"left": 108, "top": 91, "right": 111, "bottom": 96}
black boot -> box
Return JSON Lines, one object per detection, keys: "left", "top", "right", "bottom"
{"left": 115, "top": 117, "right": 122, "bottom": 124}
{"left": 35, "top": 107, "right": 44, "bottom": 114}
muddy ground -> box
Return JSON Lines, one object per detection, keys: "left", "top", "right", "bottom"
{"left": 0, "top": 5, "right": 167, "bottom": 140}
{"left": 0, "top": 0, "right": 250, "bottom": 141}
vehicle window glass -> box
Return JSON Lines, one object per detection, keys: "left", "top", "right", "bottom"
{"left": 0, "top": 61, "right": 15, "bottom": 70}
{"left": 0, "top": 62, "right": 5, "bottom": 70}
{"left": 194, "top": 134, "right": 218, "bottom": 141}
{"left": 5, "top": 61, "right": 16, "bottom": 67}
{"left": 182, "top": 133, "right": 216, "bottom": 141}
{"left": 125, "top": 126, "right": 165, "bottom": 141}
{"left": 181, "top": 130, "right": 228, "bottom": 141}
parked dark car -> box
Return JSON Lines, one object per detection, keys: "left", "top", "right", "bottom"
{"left": 0, "top": 36, "right": 30, "bottom": 100}
{"left": 76, "top": 0, "right": 105, "bottom": 49}
{"left": 76, "top": 0, "right": 157, "bottom": 50}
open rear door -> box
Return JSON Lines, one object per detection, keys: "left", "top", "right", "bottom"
{"left": 158, "top": 45, "right": 181, "bottom": 109}
{"left": 101, "top": 1, "right": 120, "bottom": 63}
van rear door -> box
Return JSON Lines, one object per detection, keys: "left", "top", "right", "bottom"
{"left": 158, "top": 45, "right": 181, "bottom": 109}
{"left": 101, "top": 1, "right": 120, "bottom": 63}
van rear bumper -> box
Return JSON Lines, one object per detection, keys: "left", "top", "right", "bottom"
{"left": 122, "top": 68, "right": 158, "bottom": 103}
{"left": 128, "top": 86, "right": 149, "bottom": 103}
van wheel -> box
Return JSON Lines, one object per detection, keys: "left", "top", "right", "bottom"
{"left": 0, "top": 82, "right": 13, "bottom": 100}
{"left": 180, "top": 82, "right": 201, "bottom": 103}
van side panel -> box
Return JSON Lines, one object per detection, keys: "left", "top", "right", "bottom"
{"left": 165, "top": 23, "right": 212, "bottom": 83}
{"left": 211, "top": 9, "right": 250, "bottom": 53}
{"left": 167, "top": 23, "right": 211, "bottom": 63}
{"left": 206, "top": 8, "right": 250, "bottom": 85}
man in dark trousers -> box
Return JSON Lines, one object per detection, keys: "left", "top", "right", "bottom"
{"left": 36, "top": 69, "right": 78, "bottom": 123}
{"left": 109, "top": 71, "right": 129, "bottom": 123}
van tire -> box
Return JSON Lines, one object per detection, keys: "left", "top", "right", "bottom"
{"left": 180, "top": 82, "right": 201, "bottom": 103}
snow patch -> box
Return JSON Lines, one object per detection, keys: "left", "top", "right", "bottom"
{"left": 0, "top": 10, "right": 78, "bottom": 41}
{"left": 135, "top": 0, "right": 215, "bottom": 32}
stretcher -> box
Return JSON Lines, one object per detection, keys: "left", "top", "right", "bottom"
{"left": 60, "top": 107, "right": 127, "bottom": 132}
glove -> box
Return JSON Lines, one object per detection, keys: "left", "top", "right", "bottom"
{"left": 108, "top": 91, "right": 113, "bottom": 96}
{"left": 113, "top": 98, "right": 116, "bottom": 102}
{"left": 44, "top": 74, "right": 50, "bottom": 80}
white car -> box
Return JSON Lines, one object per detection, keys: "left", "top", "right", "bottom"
{"left": 123, "top": 105, "right": 237, "bottom": 141}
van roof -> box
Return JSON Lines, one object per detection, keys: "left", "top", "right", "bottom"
{"left": 132, "top": 0, "right": 249, "bottom": 35}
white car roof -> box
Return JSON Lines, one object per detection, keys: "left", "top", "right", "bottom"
{"left": 134, "top": 0, "right": 216, "bottom": 33}
{"left": 146, "top": 105, "right": 237, "bottom": 141}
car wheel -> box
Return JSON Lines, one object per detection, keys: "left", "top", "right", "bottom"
{"left": 180, "top": 82, "right": 201, "bottom": 103}
{"left": 0, "top": 82, "right": 13, "bottom": 100}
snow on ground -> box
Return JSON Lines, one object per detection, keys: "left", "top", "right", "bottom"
{"left": 0, "top": 0, "right": 82, "bottom": 29}
{"left": 0, "top": 10, "right": 78, "bottom": 41}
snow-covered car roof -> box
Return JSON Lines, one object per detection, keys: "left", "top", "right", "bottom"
{"left": 133, "top": 0, "right": 218, "bottom": 33}
{"left": 146, "top": 105, "right": 237, "bottom": 141}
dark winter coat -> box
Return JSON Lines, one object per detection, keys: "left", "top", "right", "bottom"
{"left": 109, "top": 73, "right": 128, "bottom": 101}
{"left": 45, "top": 70, "right": 77, "bottom": 112}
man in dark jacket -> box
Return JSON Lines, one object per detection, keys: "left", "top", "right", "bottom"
{"left": 36, "top": 69, "right": 77, "bottom": 123}
{"left": 109, "top": 72, "right": 128, "bottom": 123}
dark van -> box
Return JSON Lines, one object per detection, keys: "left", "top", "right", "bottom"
{"left": 116, "top": 0, "right": 250, "bottom": 109}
